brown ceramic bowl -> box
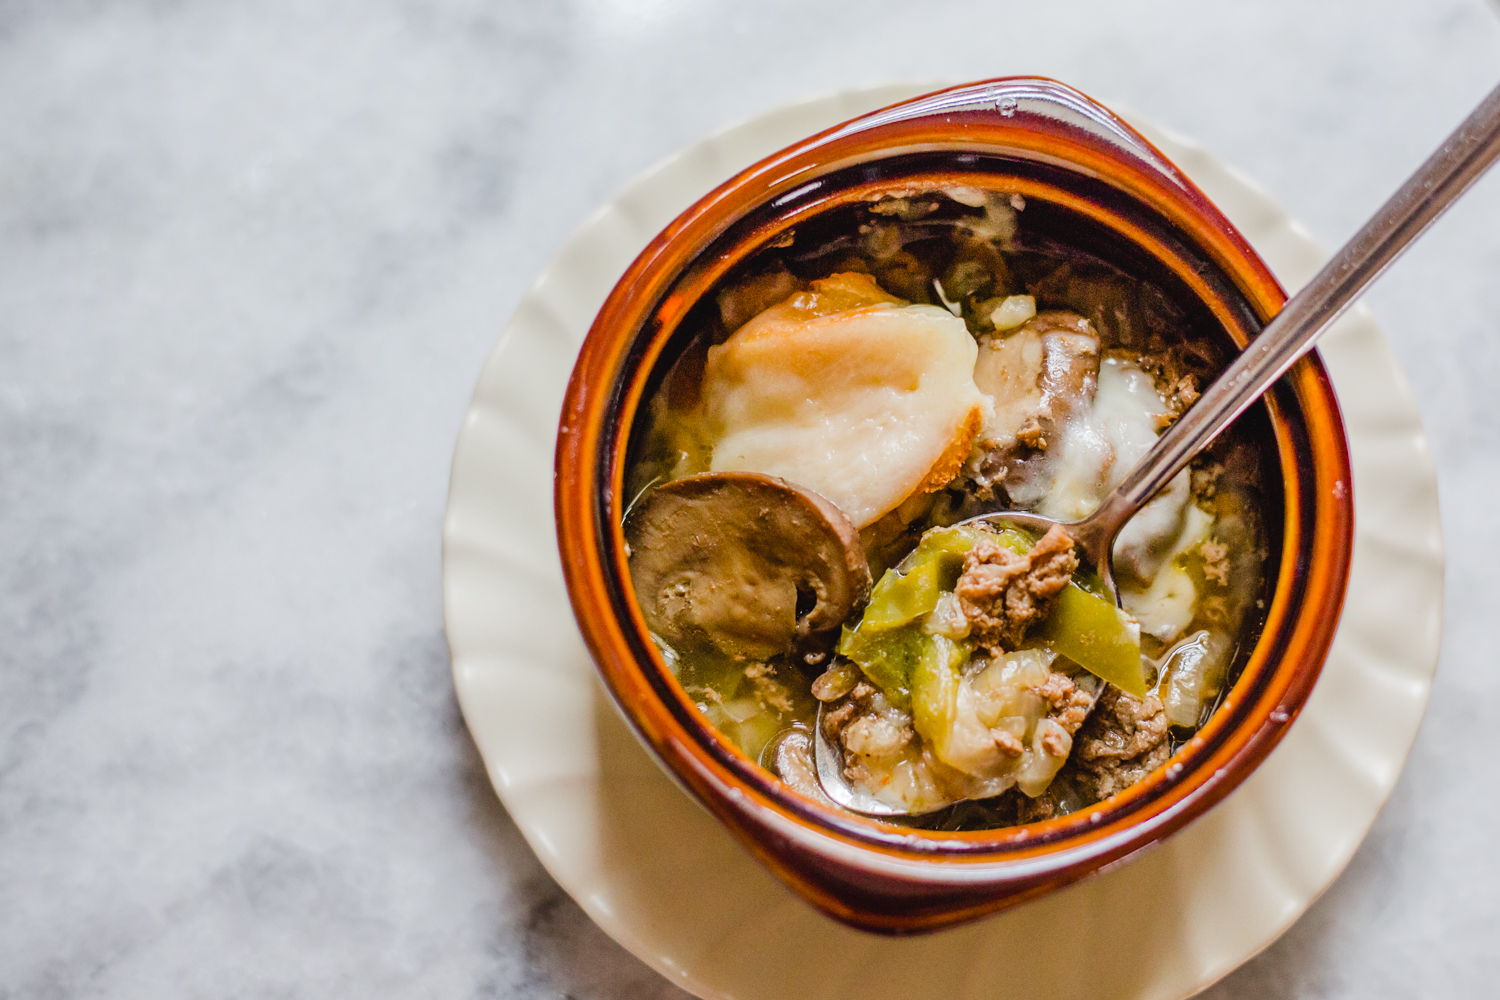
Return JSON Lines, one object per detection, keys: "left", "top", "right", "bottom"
{"left": 555, "top": 78, "right": 1353, "bottom": 934}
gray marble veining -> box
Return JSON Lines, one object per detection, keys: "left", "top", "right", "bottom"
{"left": 2, "top": 0, "right": 1497, "bottom": 996}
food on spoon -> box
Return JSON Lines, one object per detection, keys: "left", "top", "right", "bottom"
{"left": 818, "top": 521, "right": 1139, "bottom": 812}
{"left": 955, "top": 523, "right": 1079, "bottom": 653}
{"left": 624, "top": 188, "right": 1267, "bottom": 826}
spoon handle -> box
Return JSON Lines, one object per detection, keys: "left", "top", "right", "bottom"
{"left": 1097, "top": 81, "right": 1500, "bottom": 527}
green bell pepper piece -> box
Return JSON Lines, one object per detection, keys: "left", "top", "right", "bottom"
{"left": 860, "top": 524, "right": 1030, "bottom": 631}
{"left": 837, "top": 623, "right": 925, "bottom": 710}
{"left": 1033, "top": 583, "right": 1148, "bottom": 696}
{"left": 839, "top": 523, "right": 1035, "bottom": 706}
{"left": 909, "top": 634, "right": 971, "bottom": 769}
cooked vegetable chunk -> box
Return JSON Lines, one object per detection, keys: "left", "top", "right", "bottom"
{"left": 1032, "top": 584, "right": 1148, "bottom": 696}
{"left": 626, "top": 472, "right": 871, "bottom": 661}
{"left": 838, "top": 524, "right": 1032, "bottom": 707}
{"left": 623, "top": 187, "right": 1267, "bottom": 829}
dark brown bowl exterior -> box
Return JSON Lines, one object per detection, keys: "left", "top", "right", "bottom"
{"left": 555, "top": 78, "right": 1353, "bottom": 934}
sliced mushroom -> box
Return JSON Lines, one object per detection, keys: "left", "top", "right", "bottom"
{"left": 624, "top": 472, "right": 872, "bottom": 662}
{"left": 973, "top": 310, "right": 1100, "bottom": 451}
{"left": 762, "top": 728, "right": 833, "bottom": 804}
{"left": 968, "top": 310, "right": 1101, "bottom": 505}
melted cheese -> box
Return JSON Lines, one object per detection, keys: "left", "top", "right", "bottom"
{"left": 1033, "top": 357, "right": 1170, "bottom": 521}
{"left": 1121, "top": 503, "right": 1214, "bottom": 642}
{"left": 701, "top": 275, "right": 986, "bottom": 528}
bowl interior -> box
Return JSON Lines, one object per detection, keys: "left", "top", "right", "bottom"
{"left": 556, "top": 78, "right": 1352, "bottom": 929}
{"left": 613, "top": 163, "right": 1283, "bottom": 827}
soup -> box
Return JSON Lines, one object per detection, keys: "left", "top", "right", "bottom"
{"left": 622, "top": 187, "right": 1268, "bottom": 828}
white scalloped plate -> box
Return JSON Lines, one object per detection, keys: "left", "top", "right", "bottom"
{"left": 443, "top": 84, "right": 1443, "bottom": 1000}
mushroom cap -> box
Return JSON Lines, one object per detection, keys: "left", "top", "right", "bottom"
{"left": 624, "top": 472, "right": 872, "bottom": 663}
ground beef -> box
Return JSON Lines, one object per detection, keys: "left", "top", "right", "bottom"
{"left": 743, "top": 661, "right": 796, "bottom": 713}
{"left": 1069, "top": 686, "right": 1172, "bottom": 801}
{"left": 1191, "top": 461, "right": 1223, "bottom": 501}
{"left": 819, "top": 683, "right": 870, "bottom": 735}
{"left": 1036, "top": 671, "right": 1095, "bottom": 735}
{"left": 992, "top": 727, "right": 1025, "bottom": 757}
{"left": 1015, "top": 791, "right": 1062, "bottom": 824}
{"left": 1016, "top": 416, "right": 1047, "bottom": 450}
{"left": 1038, "top": 724, "right": 1071, "bottom": 757}
{"left": 1198, "top": 537, "right": 1230, "bottom": 586}
{"left": 955, "top": 523, "right": 1078, "bottom": 652}
{"left": 842, "top": 712, "right": 912, "bottom": 759}
{"left": 1120, "top": 339, "right": 1213, "bottom": 427}
{"left": 818, "top": 679, "right": 918, "bottom": 792}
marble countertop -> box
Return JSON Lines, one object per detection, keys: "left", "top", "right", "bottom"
{"left": 3, "top": 1, "right": 1498, "bottom": 996}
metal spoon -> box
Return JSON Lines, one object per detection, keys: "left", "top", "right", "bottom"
{"left": 817, "top": 81, "right": 1500, "bottom": 815}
